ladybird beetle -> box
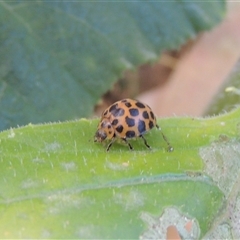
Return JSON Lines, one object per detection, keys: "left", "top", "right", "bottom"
{"left": 94, "top": 98, "right": 173, "bottom": 151}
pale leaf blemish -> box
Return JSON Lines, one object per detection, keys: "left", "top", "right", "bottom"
{"left": 43, "top": 142, "right": 61, "bottom": 152}
{"left": 199, "top": 139, "right": 240, "bottom": 197}
{"left": 41, "top": 229, "right": 52, "bottom": 238}
{"left": 113, "top": 190, "right": 145, "bottom": 211}
{"left": 60, "top": 161, "right": 77, "bottom": 172}
{"left": 76, "top": 224, "right": 100, "bottom": 238}
{"left": 16, "top": 212, "right": 29, "bottom": 220}
{"left": 46, "top": 195, "right": 74, "bottom": 215}
{"left": 32, "top": 158, "right": 45, "bottom": 164}
{"left": 220, "top": 122, "right": 225, "bottom": 126}
{"left": 63, "top": 220, "right": 70, "bottom": 229}
{"left": 204, "top": 223, "right": 232, "bottom": 239}
{"left": 46, "top": 194, "right": 90, "bottom": 215}
{"left": 21, "top": 178, "right": 40, "bottom": 189}
{"left": 122, "top": 161, "right": 129, "bottom": 167}
{"left": 140, "top": 207, "right": 200, "bottom": 239}
{"left": 228, "top": 194, "right": 240, "bottom": 238}
{"left": 105, "top": 160, "right": 130, "bottom": 171}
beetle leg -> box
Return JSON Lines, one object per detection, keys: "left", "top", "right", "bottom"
{"left": 122, "top": 138, "right": 133, "bottom": 150}
{"left": 156, "top": 125, "right": 174, "bottom": 152}
{"left": 106, "top": 137, "right": 116, "bottom": 151}
{"left": 140, "top": 135, "right": 151, "bottom": 149}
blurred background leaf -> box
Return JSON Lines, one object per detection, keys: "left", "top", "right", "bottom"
{"left": 0, "top": 1, "right": 225, "bottom": 130}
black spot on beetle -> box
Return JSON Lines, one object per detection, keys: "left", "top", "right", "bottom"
{"left": 138, "top": 120, "right": 146, "bottom": 133}
{"left": 116, "top": 125, "right": 123, "bottom": 133}
{"left": 135, "top": 102, "right": 145, "bottom": 108}
{"left": 142, "top": 111, "right": 149, "bottom": 119}
{"left": 150, "top": 111, "right": 154, "bottom": 120}
{"left": 109, "top": 103, "right": 118, "bottom": 113}
{"left": 112, "top": 119, "right": 119, "bottom": 126}
{"left": 126, "top": 130, "right": 135, "bottom": 138}
{"left": 124, "top": 102, "right": 132, "bottom": 108}
{"left": 129, "top": 108, "right": 139, "bottom": 117}
{"left": 125, "top": 116, "right": 135, "bottom": 127}
{"left": 103, "top": 109, "right": 108, "bottom": 116}
{"left": 149, "top": 121, "right": 154, "bottom": 129}
{"left": 111, "top": 107, "right": 125, "bottom": 117}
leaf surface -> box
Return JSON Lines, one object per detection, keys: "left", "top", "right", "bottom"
{"left": 0, "top": 107, "right": 239, "bottom": 238}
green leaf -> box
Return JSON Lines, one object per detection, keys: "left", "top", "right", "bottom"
{"left": 0, "top": 107, "right": 239, "bottom": 238}
{"left": 0, "top": 1, "right": 226, "bottom": 130}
